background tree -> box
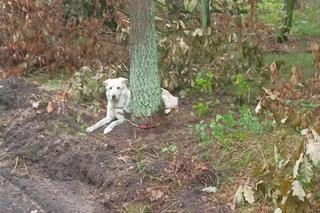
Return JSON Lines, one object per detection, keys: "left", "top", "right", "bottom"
{"left": 278, "top": 0, "right": 296, "bottom": 42}
{"left": 200, "top": 0, "right": 210, "bottom": 32}
{"left": 165, "top": 0, "right": 185, "bottom": 16}
{"left": 129, "top": 0, "right": 162, "bottom": 117}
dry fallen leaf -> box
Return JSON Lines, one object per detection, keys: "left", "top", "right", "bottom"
{"left": 32, "top": 101, "right": 40, "bottom": 109}
{"left": 146, "top": 188, "right": 164, "bottom": 202}
{"left": 47, "top": 101, "right": 53, "bottom": 113}
{"left": 281, "top": 116, "right": 288, "bottom": 124}
{"left": 306, "top": 142, "right": 320, "bottom": 166}
{"left": 263, "top": 87, "right": 279, "bottom": 100}
{"left": 243, "top": 184, "right": 255, "bottom": 204}
{"left": 293, "top": 153, "right": 303, "bottom": 178}
{"left": 232, "top": 185, "right": 244, "bottom": 209}
{"left": 290, "top": 65, "right": 301, "bottom": 86}
{"left": 270, "top": 62, "right": 278, "bottom": 82}
{"left": 116, "top": 155, "right": 130, "bottom": 164}
{"left": 291, "top": 180, "right": 306, "bottom": 201}
{"left": 201, "top": 186, "right": 217, "bottom": 194}
{"left": 255, "top": 99, "right": 262, "bottom": 114}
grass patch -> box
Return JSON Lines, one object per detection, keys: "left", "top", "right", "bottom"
{"left": 264, "top": 52, "right": 314, "bottom": 80}
{"left": 257, "top": 0, "right": 283, "bottom": 31}
{"left": 27, "top": 69, "right": 72, "bottom": 91}
{"left": 193, "top": 106, "right": 271, "bottom": 176}
{"left": 292, "top": 2, "right": 320, "bottom": 37}
{"left": 258, "top": 0, "right": 320, "bottom": 37}
{"left": 122, "top": 202, "right": 151, "bottom": 213}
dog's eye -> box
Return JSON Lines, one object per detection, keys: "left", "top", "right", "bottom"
{"left": 109, "top": 87, "right": 112, "bottom": 90}
{"left": 117, "top": 87, "right": 120, "bottom": 90}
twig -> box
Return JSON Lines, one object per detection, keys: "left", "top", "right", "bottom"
{"left": 257, "top": 138, "right": 267, "bottom": 164}
{"left": 23, "top": 160, "right": 33, "bottom": 181}
{"left": 11, "top": 156, "right": 19, "bottom": 174}
{"left": 134, "top": 125, "right": 137, "bottom": 140}
{"left": 0, "top": 155, "right": 8, "bottom": 162}
{"left": 126, "top": 119, "right": 138, "bottom": 128}
{"left": 117, "top": 148, "right": 132, "bottom": 154}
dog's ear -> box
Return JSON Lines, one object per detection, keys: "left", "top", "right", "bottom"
{"left": 103, "top": 79, "right": 111, "bottom": 87}
{"left": 119, "top": 77, "right": 129, "bottom": 86}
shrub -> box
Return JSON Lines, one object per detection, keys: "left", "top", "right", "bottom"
{"left": 0, "top": 0, "right": 128, "bottom": 79}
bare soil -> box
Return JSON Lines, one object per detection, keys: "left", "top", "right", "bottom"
{"left": 0, "top": 77, "right": 233, "bottom": 213}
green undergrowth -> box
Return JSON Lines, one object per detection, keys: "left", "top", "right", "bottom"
{"left": 191, "top": 100, "right": 320, "bottom": 211}
{"left": 291, "top": 2, "right": 320, "bottom": 37}
{"left": 258, "top": 0, "right": 320, "bottom": 37}
{"left": 193, "top": 104, "right": 272, "bottom": 165}
{"left": 27, "top": 69, "right": 72, "bottom": 91}
{"left": 190, "top": 66, "right": 320, "bottom": 212}
{"left": 265, "top": 52, "right": 314, "bottom": 80}
{"left": 122, "top": 202, "right": 151, "bottom": 213}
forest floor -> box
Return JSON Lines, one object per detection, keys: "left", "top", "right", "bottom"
{"left": 0, "top": 77, "right": 234, "bottom": 213}
{"left": 1, "top": 35, "right": 320, "bottom": 213}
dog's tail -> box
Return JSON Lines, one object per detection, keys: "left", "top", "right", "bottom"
{"left": 161, "top": 88, "right": 178, "bottom": 110}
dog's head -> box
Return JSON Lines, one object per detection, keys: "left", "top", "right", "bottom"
{"left": 104, "top": 77, "right": 129, "bottom": 102}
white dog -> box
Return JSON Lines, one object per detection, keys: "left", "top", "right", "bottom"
{"left": 86, "top": 77, "right": 178, "bottom": 134}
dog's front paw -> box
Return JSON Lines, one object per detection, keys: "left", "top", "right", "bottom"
{"left": 86, "top": 126, "right": 94, "bottom": 133}
{"left": 103, "top": 127, "right": 113, "bottom": 134}
{"left": 164, "top": 109, "right": 172, "bottom": 114}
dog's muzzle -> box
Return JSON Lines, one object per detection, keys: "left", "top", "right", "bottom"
{"left": 111, "top": 95, "right": 117, "bottom": 100}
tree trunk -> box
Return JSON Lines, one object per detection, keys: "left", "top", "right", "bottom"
{"left": 249, "top": 0, "right": 257, "bottom": 29}
{"left": 129, "top": 0, "right": 162, "bottom": 117}
{"left": 165, "top": 0, "right": 185, "bottom": 16}
{"left": 278, "top": 0, "right": 296, "bottom": 43}
{"left": 200, "top": 0, "right": 210, "bottom": 32}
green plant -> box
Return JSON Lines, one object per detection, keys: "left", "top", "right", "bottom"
{"left": 209, "top": 114, "right": 233, "bottom": 150}
{"left": 157, "top": 14, "right": 264, "bottom": 91}
{"left": 223, "top": 112, "right": 236, "bottom": 127}
{"left": 235, "top": 74, "right": 250, "bottom": 97}
{"left": 193, "top": 102, "right": 210, "bottom": 116}
{"left": 194, "top": 72, "right": 214, "bottom": 93}
{"left": 194, "top": 121, "right": 210, "bottom": 144}
{"left": 238, "top": 106, "right": 263, "bottom": 134}
{"left": 237, "top": 153, "right": 252, "bottom": 168}
{"left": 76, "top": 113, "right": 83, "bottom": 123}
{"left": 161, "top": 144, "right": 177, "bottom": 153}
{"left": 209, "top": 119, "right": 224, "bottom": 140}
{"left": 234, "top": 73, "right": 251, "bottom": 105}
{"left": 122, "top": 202, "right": 151, "bottom": 213}
{"left": 135, "top": 162, "right": 146, "bottom": 174}
{"left": 194, "top": 107, "right": 265, "bottom": 147}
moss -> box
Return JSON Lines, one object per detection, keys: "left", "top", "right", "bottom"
{"left": 122, "top": 202, "right": 151, "bottom": 213}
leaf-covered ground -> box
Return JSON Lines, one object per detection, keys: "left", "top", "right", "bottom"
{"left": 0, "top": 77, "right": 234, "bottom": 212}
{"left": 0, "top": 2, "right": 319, "bottom": 211}
{"left": 1, "top": 34, "right": 320, "bottom": 212}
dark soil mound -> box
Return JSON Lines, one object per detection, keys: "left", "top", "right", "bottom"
{"left": 0, "top": 77, "right": 39, "bottom": 112}
{"left": 0, "top": 77, "right": 233, "bottom": 213}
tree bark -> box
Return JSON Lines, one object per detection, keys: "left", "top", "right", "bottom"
{"left": 129, "top": 0, "right": 162, "bottom": 117}
{"left": 249, "top": 0, "right": 257, "bottom": 28}
{"left": 165, "top": 0, "right": 185, "bottom": 15}
{"left": 200, "top": 0, "right": 210, "bottom": 32}
{"left": 278, "top": 0, "right": 296, "bottom": 43}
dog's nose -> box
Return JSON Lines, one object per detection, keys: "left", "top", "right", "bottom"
{"left": 112, "top": 95, "right": 116, "bottom": 100}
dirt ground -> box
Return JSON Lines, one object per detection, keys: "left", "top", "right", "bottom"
{"left": 0, "top": 77, "right": 233, "bottom": 213}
